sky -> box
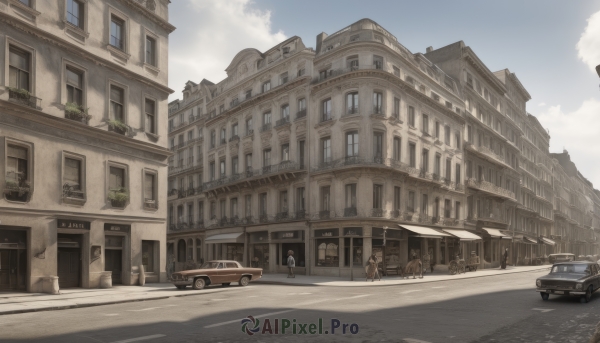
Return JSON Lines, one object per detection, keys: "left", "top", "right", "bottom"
{"left": 168, "top": 0, "right": 600, "bottom": 186}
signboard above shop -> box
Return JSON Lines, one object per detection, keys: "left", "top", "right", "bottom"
{"left": 104, "top": 224, "right": 131, "bottom": 234}
{"left": 57, "top": 219, "right": 90, "bottom": 230}
{"left": 315, "top": 228, "right": 339, "bottom": 238}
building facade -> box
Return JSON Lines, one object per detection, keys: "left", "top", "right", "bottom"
{"left": 167, "top": 18, "right": 599, "bottom": 277}
{"left": 0, "top": 0, "right": 174, "bottom": 292}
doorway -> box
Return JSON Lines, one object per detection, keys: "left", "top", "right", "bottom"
{"left": 57, "top": 234, "right": 82, "bottom": 288}
{"left": 0, "top": 229, "right": 27, "bottom": 291}
{"left": 105, "top": 236, "right": 123, "bottom": 284}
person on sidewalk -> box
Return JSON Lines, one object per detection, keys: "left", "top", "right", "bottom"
{"left": 501, "top": 248, "right": 509, "bottom": 269}
{"left": 365, "top": 254, "right": 381, "bottom": 282}
{"left": 287, "top": 250, "right": 295, "bottom": 278}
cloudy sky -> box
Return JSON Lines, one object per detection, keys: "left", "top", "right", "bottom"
{"left": 169, "top": 0, "right": 600, "bottom": 186}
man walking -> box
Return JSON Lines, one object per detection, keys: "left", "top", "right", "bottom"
{"left": 287, "top": 250, "right": 295, "bottom": 278}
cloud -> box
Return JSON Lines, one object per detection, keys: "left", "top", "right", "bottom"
{"left": 536, "top": 98, "right": 600, "bottom": 186}
{"left": 538, "top": 102, "right": 546, "bottom": 107}
{"left": 576, "top": 10, "right": 600, "bottom": 72}
{"left": 168, "top": 0, "right": 287, "bottom": 99}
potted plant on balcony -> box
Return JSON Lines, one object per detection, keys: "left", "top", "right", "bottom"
{"left": 64, "top": 102, "right": 92, "bottom": 123}
{"left": 108, "top": 187, "right": 129, "bottom": 207}
{"left": 4, "top": 174, "right": 31, "bottom": 202}
{"left": 108, "top": 119, "right": 129, "bottom": 135}
{"left": 6, "top": 86, "right": 31, "bottom": 100}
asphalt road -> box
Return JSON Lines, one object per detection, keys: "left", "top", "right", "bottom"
{"left": 1, "top": 270, "right": 599, "bottom": 343}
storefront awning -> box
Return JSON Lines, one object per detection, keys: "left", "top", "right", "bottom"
{"left": 481, "top": 227, "right": 511, "bottom": 239}
{"left": 442, "top": 229, "right": 483, "bottom": 241}
{"left": 523, "top": 236, "right": 539, "bottom": 244}
{"left": 398, "top": 225, "right": 451, "bottom": 239}
{"left": 205, "top": 232, "right": 244, "bottom": 244}
{"left": 540, "top": 237, "right": 556, "bottom": 246}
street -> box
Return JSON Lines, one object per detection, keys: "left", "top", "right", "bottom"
{"left": 0, "top": 270, "right": 599, "bottom": 342}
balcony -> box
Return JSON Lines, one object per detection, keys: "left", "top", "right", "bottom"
{"left": 466, "top": 178, "right": 516, "bottom": 200}
{"left": 371, "top": 106, "right": 385, "bottom": 118}
{"left": 312, "top": 156, "right": 421, "bottom": 178}
{"left": 244, "top": 129, "right": 254, "bottom": 138}
{"left": 7, "top": 88, "right": 41, "bottom": 109}
{"left": 371, "top": 208, "right": 385, "bottom": 218}
{"left": 275, "top": 211, "right": 289, "bottom": 221}
{"left": 464, "top": 143, "right": 510, "bottom": 168}
{"left": 229, "top": 135, "right": 240, "bottom": 143}
{"left": 320, "top": 112, "right": 332, "bottom": 123}
{"left": 343, "top": 106, "right": 359, "bottom": 117}
{"left": 260, "top": 123, "right": 272, "bottom": 133}
{"left": 344, "top": 207, "right": 357, "bottom": 217}
{"left": 275, "top": 116, "right": 291, "bottom": 128}
{"left": 319, "top": 210, "right": 331, "bottom": 220}
{"left": 295, "top": 109, "right": 307, "bottom": 120}
{"left": 64, "top": 103, "right": 91, "bottom": 124}
{"left": 4, "top": 178, "right": 31, "bottom": 202}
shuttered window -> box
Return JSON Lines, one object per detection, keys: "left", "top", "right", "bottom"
{"left": 64, "top": 158, "right": 81, "bottom": 189}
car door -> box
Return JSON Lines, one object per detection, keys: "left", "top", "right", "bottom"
{"left": 211, "top": 262, "right": 226, "bottom": 284}
{"left": 224, "top": 262, "right": 240, "bottom": 283}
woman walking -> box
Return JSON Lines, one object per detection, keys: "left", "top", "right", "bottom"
{"left": 365, "top": 254, "right": 380, "bottom": 282}
{"left": 287, "top": 250, "right": 295, "bottom": 278}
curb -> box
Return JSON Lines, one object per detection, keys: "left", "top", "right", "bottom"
{"left": 253, "top": 267, "right": 550, "bottom": 288}
{"left": 0, "top": 289, "right": 226, "bottom": 316}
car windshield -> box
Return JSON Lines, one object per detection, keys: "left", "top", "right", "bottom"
{"left": 551, "top": 264, "right": 589, "bottom": 274}
{"left": 200, "top": 262, "right": 220, "bottom": 269}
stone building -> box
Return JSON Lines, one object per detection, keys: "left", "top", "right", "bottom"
{"left": 0, "top": 0, "right": 174, "bottom": 292}
{"left": 167, "top": 18, "right": 599, "bottom": 277}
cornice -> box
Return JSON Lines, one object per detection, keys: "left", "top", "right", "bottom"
{"left": 0, "top": 12, "right": 174, "bottom": 95}
{"left": 0, "top": 206, "right": 166, "bottom": 223}
{"left": 117, "top": 0, "right": 176, "bottom": 33}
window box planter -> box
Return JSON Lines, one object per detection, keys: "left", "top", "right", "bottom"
{"left": 108, "top": 187, "right": 129, "bottom": 208}
{"left": 4, "top": 179, "right": 31, "bottom": 202}
{"left": 64, "top": 102, "right": 91, "bottom": 124}
{"left": 62, "top": 183, "right": 85, "bottom": 200}
{"left": 7, "top": 87, "right": 40, "bottom": 109}
{"left": 108, "top": 120, "right": 129, "bottom": 135}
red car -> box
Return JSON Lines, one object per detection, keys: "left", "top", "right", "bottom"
{"left": 171, "top": 260, "right": 263, "bottom": 290}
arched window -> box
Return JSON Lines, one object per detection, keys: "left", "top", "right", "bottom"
{"left": 196, "top": 239, "right": 202, "bottom": 264}
{"left": 187, "top": 238, "right": 193, "bottom": 261}
{"left": 177, "top": 239, "right": 186, "bottom": 263}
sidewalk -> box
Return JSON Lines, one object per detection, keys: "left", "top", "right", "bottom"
{"left": 0, "top": 265, "right": 549, "bottom": 316}
{"left": 254, "top": 265, "right": 550, "bottom": 287}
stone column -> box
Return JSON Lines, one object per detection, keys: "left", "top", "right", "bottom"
{"left": 362, "top": 226, "right": 372, "bottom": 267}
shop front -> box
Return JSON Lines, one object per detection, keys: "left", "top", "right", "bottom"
{"left": 271, "top": 230, "right": 306, "bottom": 275}
{"left": 104, "top": 224, "right": 131, "bottom": 285}
{"left": 0, "top": 228, "right": 27, "bottom": 291}
{"left": 478, "top": 227, "right": 511, "bottom": 268}
{"left": 57, "top": 219, "right": 91, "bottom": 289}
{"left": 249, "top": 231, "right": 270, "bottom": 270}
{"left": 372, "top": 227, "right": 405, "bottom": 275}
{"left": 397, "top": 224, "right": 450, "bottom": 266}
{"left": 205, "top": 231, "right": 246, "bottom": 265}
{"left": 441, "top": 229, "right": 483, "bottom": 265}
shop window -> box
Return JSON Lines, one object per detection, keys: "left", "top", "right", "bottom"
{"left": 316, "top": 239, "right": 339, "bottom": 267}
{"left": 282, "top": 243, "right": 305, "bottom": 267}
{"left": 187, "top": 238, "right": 193, "bottom": 261}
{"left": 142, "top": 240, "right": 156, "bottom": 273}
{"left": 344, "top": 237, "right": 363, "bottom": 267}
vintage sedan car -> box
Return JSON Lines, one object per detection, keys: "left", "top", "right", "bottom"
{"left": 171, "top": 260, "right": 262, "bottom": 290}
{"left": 536, "top": 262, "right": 600, "bottom": 303}
{"left": 548, "top": 253, "right": 574, "bottom": 264}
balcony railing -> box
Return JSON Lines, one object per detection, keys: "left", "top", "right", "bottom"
{"left": 260, "top": 123, "right": 272, "bottom": 133}
{"left": 245, "top": 129, "right": 254, "bottom": 137}
{"left": 295, "top": 109, "right": 307, "bottom": 120}
{"left": 466, "top": 178, "right": 516, "bottom": 200}
{"left": 8, "top": 88, "right": 41, "bottom": 109}
{"left": 345, "top": 106, "right": 359, "bottom": 116}
{"left": 344, "top": 207, "right": 357, "bottom": 217}
{"left": 312, "top": 156, "right": 420, "bottom": 176}
{"left": 229, "top": 135, "right": 240, "bottom": 142}
{"left": 319, "top": 210, "right": 331, "bottom": 220}
{"left": 465, "top": 143, "right": 507, "bottom": 167}
{"left": 275, "top": 116, "right": 290, "bottom": 127}
{"left": 202, "top": 161, "right": 303, "bottom": 191}
{"left": 371, "top": 208, "right": 385, "bottom": 217}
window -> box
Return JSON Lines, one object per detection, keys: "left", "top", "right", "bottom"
{"left": 394, "top": 187, "right": 401, "bottom": 211}
{"left": 434, "top": 154, "right": 441, "bottom": 176}
{"left": 408, "top": 191, "right": 415, "bottom": 212}
{"left": 455, "top": 132, "right": 461, "bottom": 149}
{"left": 345, "top": 183, "right": 357, "bottom": 209}
{"left": 8, "top": 46, "right": 30, "bottom": 91}
{"left": 263, "top": 112, "right": 271, "bottom": 125}
{"left": 108, "top": 165, "right": 127, "bottom": 207}
{"left": 446, "top": 158, "right": 452, "bottom": 181}
{"left": 281, "top": 144, "right": 290, "bottom": 161}
{"left": 321, "top": 186, "right": 330, "bottom": 211}
{"left": 455, "top": 163, "right": 461, "bottom": 184}
{"left": 246, "top": 117, "right": 253, "bottom": 135}
{"left": 421, "top": 149, "right": 429, "bottom": 172}
{"left": 245, "top": 89, "right": 252, "bottom": 99}
{"left": 297, "top": 68, "right": 305, "bottom": 76}
{"left": 444, "top": 199, "right": 451, "bottom": 218}
{"left": 408, "top": 106, "right": 415, "bottom": 126}
{"left": 373, "top": 55, "right": 383, "bottom": 69}
{"left": 144, "top": 172, "right": 156, "bottom": 207}
{"left": 262, "top": 149, "right": 271, "bottom": 168}
{"left": 219, "top": 199, "right": 226, "bottom": 219}
{"left": 110, "top": 15, "right": 125, "bottom": 50}
{"left": 373, "top": 92, "right": 383, "bottom": 114}
{"left": 145, "top": 98, "right": 156, "bottom": 134}
{"left": 18, "top": 0, "right": 31, "bottom": 6}
{"left": 66, "top": 67, "right": 83, "bottom": 105}
{"left": 231, "top": 156, "right": 239, "bottom": 174}
{"left": 245, "top": 194, "right": 252, "bottom": 218}
{"left": 66, "top": 0, "right": 84, "bottom": 28}
{"left": 231, "top": 198, "right": 238, "bottom": 217}
{"left": 393, "top": 137, "right": 401, "bottom": 161}
{"left": 393, "top": 66, "right": 400, "bottom": 76}
{"left": 373, "top": 184, "right": 383, "bottom": 209}
{"left": 141, "top": 241, "right": 155, "bottom": 273}
{"left": 231, "top": 123, "right": 238, "bottom": 137}
{"left": 64, "top": 157, "right": 83, "bottom": 197}
{"left": 297, "top": 98, "right": 306, "bottom": 112}
{"left": 346, "top": 92, "right": 358, "bottom": 114}
{"left": 210, "top": 130, "right": 216, "bottom": 148}
{"left": 422, "top": 194, "right": 428, "bottom": 215}
{"left": 279, "top": 191, "right": 288, "bottom": 213}
{"left": 209, "top": 161, "right": 215, "bottom": 180}
{"left": 346, "top": 131, "right": 359, "bottom": 157}
{"left": 316, "top": 236, "right": 339, "bottom": 267}
{"left": 281, "top": 104, "right": 290, "bottom": 121}
{"left": 322, "top": 98, "right": 331, "bottom": 121}
{"left": 209, "top": 201, "right": 216, "bottom": 219}
{"left": 409, "top": 142, "right": 416, "bottom": 168}
{"left": 393, "top": 97, "right": 400, "bottom": 119}
{"left": 321, "top": 137, "right": 331, "bottom": 163}
{"left": 347, "top": 55, "right": 359, "bottom": 70}
{"left": 245, "top": 153, "right": 252, "bottom": 171}
{"left": 444, "top": 125, "right": 450, "bottom": 145}
{"left": 259, "top": 193, "right": 267, "bottom": 216}
{"left": 298, "top": 140, "right": 305, "bottom": 168}
{"left": 110, "top": 85, "right": 125, "bottom": 122}
{"left": 145, "top": 36, "right": 156, "bottom": 66}
{"left": 422, "top": 114, "right": 429, "bottom": 134}
{"left": 435, "top": 121, "right": 440, "bottom": 139}
{"left": 262, "top": 81, "right": 271, "bottom": 93}
{"left": 467, "top": 125, "right": 472, "bottom": 143}
{"left": 220, "top": 128, "right": 226, "bottom": 144}
{"left": 373, "top": 132, "right": 383, "bottom": 160}
{"left": 219, "top": 159, "right": 225, "bottom": 177}
{"left": 296, "top": 187, "right": 305, "bottom": 212}
{"left": 455, "top": 201, "right": 461, "bottom": 220}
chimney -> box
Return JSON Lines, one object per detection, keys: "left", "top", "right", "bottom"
{"left": 426, "top": 46, "right": 433, "bottom": 53}
{"left": 316, "top": 32, "right": 328, "bottom": 54}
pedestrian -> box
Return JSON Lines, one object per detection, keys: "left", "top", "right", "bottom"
{"left": 287, "top": 250, "right": 295, "bottom": 278}
{"left": 365, "top": 254, "right": 381, "bottom": 282}
{"left": 501, "top": 248, "right": 508, "bottom": 269}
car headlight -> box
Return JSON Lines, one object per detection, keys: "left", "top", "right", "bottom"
{"left": 576, "top": 283, "right": 583, "bottom": 290}
{"left": 536, "top": 280, "right": 541, "bottom": 287}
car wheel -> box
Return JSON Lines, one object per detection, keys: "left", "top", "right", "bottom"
{"left": 176, "top": 285, "right": 186, "bottom": 290}
{"left": 239, "top": 276, "right": 250, "bottom": 287}
{"left": 540, "top": 292, "right": 549, "bottom": 301}
{"left": 581, "top": 286, "right": 592, "bottom": 303}
{"left": 222, "top": 283, "right": 231, "bottom": 287}
{"left": 192, "top": 278, "right": 206, "bottom": 290}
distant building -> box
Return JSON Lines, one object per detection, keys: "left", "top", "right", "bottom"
{"left": 0, "top": 0, "right": 175, "bottom": 292}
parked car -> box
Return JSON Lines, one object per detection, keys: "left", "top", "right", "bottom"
{"left": 171, "top": 260, "right": 262, "bottom": 290}
{"left": 548, "top": 253, "right": 574, "bottom": 264}
{"left": 536, "top": 261, "right": 600, "bottom": 303}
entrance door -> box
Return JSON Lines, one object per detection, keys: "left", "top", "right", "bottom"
{"left": 408, "top": 237, "right": 422, "bottom": 260}
{"left": 0, "top": 250, "right": 17, "bottom": 290}
{"left": 58, "top": 248, "right": 81, "bottom": 288}
{"left": 105, "top": 250, "right": 122, "bottom": 284}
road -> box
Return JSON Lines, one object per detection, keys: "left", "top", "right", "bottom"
{"left": 0, "top": 270, "right": 599, "bottom": 342}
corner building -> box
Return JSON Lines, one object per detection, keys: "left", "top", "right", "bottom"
{"left": 0, "top": 0, "right": 174, "bottom": 292}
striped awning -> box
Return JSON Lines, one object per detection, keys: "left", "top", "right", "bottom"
{"left": 540, "top": 237, "right": 556, "bottom": 246}
{"left": 481, "top": 227, "right": 511, "bottom": 239}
